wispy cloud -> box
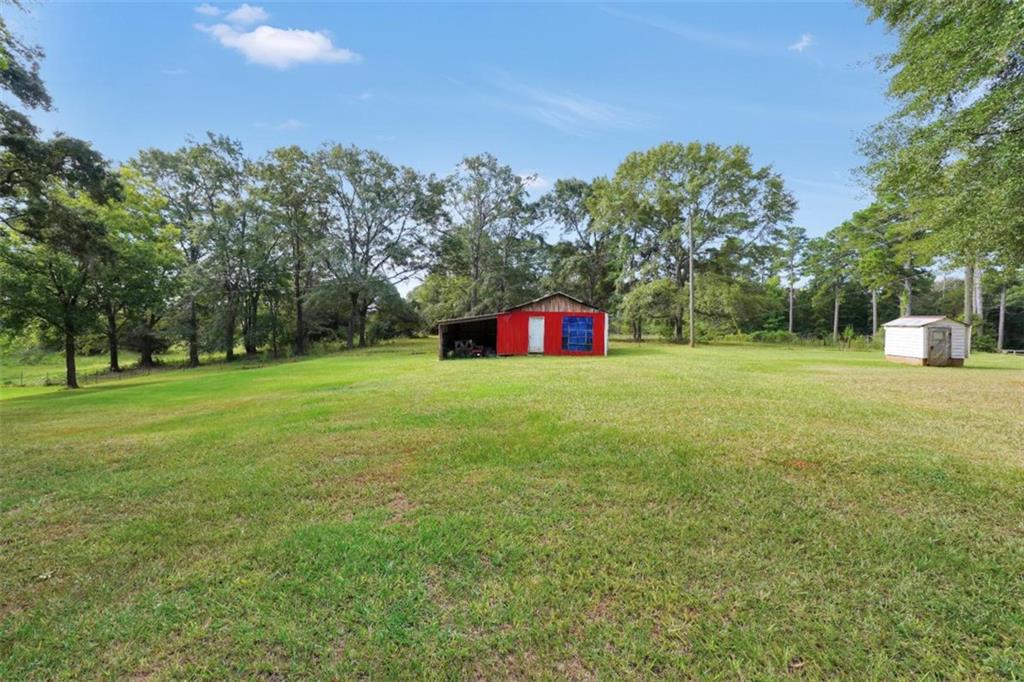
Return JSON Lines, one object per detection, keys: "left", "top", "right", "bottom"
{"left": 255, "top": 118, "right": 307, "bottom": 131}
{"left": 195, "top": 3, "right": 221, "bottom": 17}
{"left": 603, "top": 7, "right": 756, "bottom": 52}
{"left": 483, "top": 72, "right": 646, "bottom": 134}
{"left": 224, "top": 3, "right": 268, "bottom": 26}
{"left": 788, "top": 176, "right": 861, "bottom": 198}
{"left": 161, "top": 68, "right": 187, "bottom": 76}
{"left": 355, "top": 91, "right": 373, "bottom": 101}
{"left": 789, "top": 33, "right": 814, "bottom": 53}
{"left": 196, "top": 22, "right": 361, "bottom": 69}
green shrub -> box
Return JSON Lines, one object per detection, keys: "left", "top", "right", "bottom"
{"left": 972, "top": 331, "right": 997, "bottom": 353}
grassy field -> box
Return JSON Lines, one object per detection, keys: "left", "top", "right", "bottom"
{"left": 1, "top": 339, "right": 1022, "bottom": 679}
{"left": 0, "top": 350, "right": 143, "bottom": 387}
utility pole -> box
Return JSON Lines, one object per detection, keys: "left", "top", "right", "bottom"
{"left": 688, "top": 214, "right": 696, "bottom": 348}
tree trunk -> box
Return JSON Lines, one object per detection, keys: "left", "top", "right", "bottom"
{"left": 188, "top": 298, "right": 200, "bottom": 367}
{"left": 139, "top": 312, "right": 158, "bottom": 367}
{"left": 243, "top": 294, "right": 259, "bottom": 356}
{"left": 973, "top": 266, "right": 983, "bottom": 320}
{"left": 347, "top": 291, "right": 359, "bottom": 349}
{"left": 687, "top": 215, "right": 696, "bottom": 348}
{"left": 903, "top": 276, "right": 912, "bottom": 316}
{"left": 788, "top": 285, "right": 795, "bottom": 334}
{"left": 224, "top": 305, "right": 236, "bottom": 362}
{"left": 140, "top": 337, "right": 155, "bottom": 367}
{"left": 470, "top": 258, "right": 480, "bottom": 312}
{"left": 832, "top": 290, "right": 840, "bottom": 343}
{"left": 997, "top": 284, "right": 1006, "bottom": 352}
{"left": 106, "top": 302, "right": 120, "bottom": 372}
{"left": 963, "top": 262, "right": 974, "bottom": 324}
{"left": 292, "top": 235, "right": 307, "bottom": 356}
{"left": 871, "top": 289, "right": 878, "bottom": 337}
{"left": 270, "top": 299, "right": 280, "bottom": 360}
{"left": 358, "top": 303, "right": 369, "bottom": 347}
{"left": 65, "top": 329, "right": 79, "bottom": 389}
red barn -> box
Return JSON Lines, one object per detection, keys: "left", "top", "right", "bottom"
{"left": 438, "top": 293, "right": 608, "bottom": 360}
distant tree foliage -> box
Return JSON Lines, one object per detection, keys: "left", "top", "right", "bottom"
{"left": 3, "top": 0, "right": 1024, "bottom": 387}
{"left": 861, "top": 0, "right": 1024, "bottom": 337}
{"left": 591, "top": 142, "right": 796, "bottom": 344}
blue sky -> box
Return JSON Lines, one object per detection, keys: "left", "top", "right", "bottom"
{"left": 18, "top": 1, "right": 895, "bottom": 236}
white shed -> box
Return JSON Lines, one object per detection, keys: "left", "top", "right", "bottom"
{"left": 883, "top": 316, "right": 969, "bottom": 366}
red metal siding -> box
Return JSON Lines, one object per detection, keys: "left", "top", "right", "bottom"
{"left": 497, "top": 310, "right": 605, "bottom": 356}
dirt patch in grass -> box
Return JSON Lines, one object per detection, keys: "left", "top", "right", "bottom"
{"left": 386, "top": 491, "right": 417, "bottom": 524}
{"left": 556, "top": 654, "right": 596, "bottom": 681}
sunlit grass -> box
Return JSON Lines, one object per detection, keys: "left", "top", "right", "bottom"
{"left": 1, "top": 339, "right": 1022, "bottom": 678}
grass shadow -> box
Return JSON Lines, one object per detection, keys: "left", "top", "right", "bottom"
{"left": 0, "top": 376, "right": 178, "bottom": 404}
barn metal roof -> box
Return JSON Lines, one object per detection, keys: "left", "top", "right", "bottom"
{"left": 883, "top": 315, "right": 964, "bottom": 328}
{"left": 436, "top": 312, "right": 499, "bottom": 326}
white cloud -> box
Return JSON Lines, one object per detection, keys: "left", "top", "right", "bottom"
{"left": 789, "top": 33, "right": 814, "bottom": 52}
{"left": 161, "top": 68, "right": 187, "bottom": 76}
{"left": 225, "top": 3, "right": 269, "bottom": 26}
{"left": 195, "top": 4, "right": 221, "bottom": 16}
{"left": 355, "top": 91, "right": 373, "bottom": 101}
{"left": 196, "top": 23, "right": 361, "bottom": 69}
{"left": 519, "top": 172, "right": 551, "bottom": 193}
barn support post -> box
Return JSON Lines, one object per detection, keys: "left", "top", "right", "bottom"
{"left": 438, "top": 324, "right": 445, "bottom": 360}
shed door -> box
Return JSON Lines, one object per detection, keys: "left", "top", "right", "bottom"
{"left": 528, "top": 316, "right": 545, "bottom": 354}
{"left": 927, "top": 327, "right": 950, "bottom": 366}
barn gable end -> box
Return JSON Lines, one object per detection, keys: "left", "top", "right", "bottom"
{"left": 506, "top": 292, "right": 601, "bottom": 314}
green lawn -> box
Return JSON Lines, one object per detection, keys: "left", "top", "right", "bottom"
{"left": 1, "top": 340, "right": 1022, "bottom": 679}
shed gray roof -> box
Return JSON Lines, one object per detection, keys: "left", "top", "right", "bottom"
{"left": 883, "top": 315, "right": 964, "bottom": 328}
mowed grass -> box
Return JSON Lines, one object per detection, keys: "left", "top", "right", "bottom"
{"left": 1, "top": 340, "right": 1022, "bottom": 679}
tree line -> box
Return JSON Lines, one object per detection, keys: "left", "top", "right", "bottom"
{"left": 2, "top": 2, "right": 1022, "bottom": 389}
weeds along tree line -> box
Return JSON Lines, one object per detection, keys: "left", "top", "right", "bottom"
{"left": 1, "top": 2, "right": 1022, "bottom": 388}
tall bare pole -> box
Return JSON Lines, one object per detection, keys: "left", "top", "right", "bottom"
{"left": 997, "top": 284, "right": 1006, "bottom": 352}
{"left": 688, "top": 214, "right": 696, "bottom": 348}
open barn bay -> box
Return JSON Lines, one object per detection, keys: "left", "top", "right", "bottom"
{"left": 1, "top": 341, "right": 1022, "bottom": 679}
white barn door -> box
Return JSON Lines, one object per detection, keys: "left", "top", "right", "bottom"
{"left": 528, "top": 317, "right": 545, "bottom": 354}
